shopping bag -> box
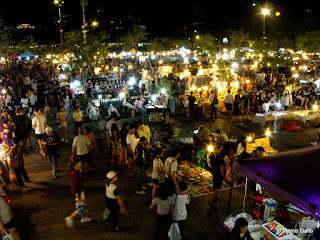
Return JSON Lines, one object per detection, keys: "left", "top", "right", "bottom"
{"left": 284, "top": 124, "right": 300, "bottom": 132}
{"left": 1, "top": 232, "right": 13, "bottom": 240}
{"left": 168, "top": 222, "right": 181, "bottom": 240}
{"left": 9, "top": 169, "right": 17, "bottom": 182}
{"left": 102, "top": 206, "right": 111, "bottom": 221}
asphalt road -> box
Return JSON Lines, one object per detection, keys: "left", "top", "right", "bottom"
{"left": 7, "top": 111, "right": 318, "bottom": 240}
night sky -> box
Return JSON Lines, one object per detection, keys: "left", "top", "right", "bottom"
{"left": 0, "top": 0, "right": 319, "bottom": 43}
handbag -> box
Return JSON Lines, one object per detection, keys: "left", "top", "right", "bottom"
{"left": 168, "top": 222, "right": 181, "bottom": 240}
{"left": 102, "top": 206, "right": 111, "bottom": 221}
{"left": 1, "top": 232, "right": 13, "bottom": 240}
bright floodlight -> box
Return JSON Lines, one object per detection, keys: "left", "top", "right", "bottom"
{"left": 92, "top": 21, "right": 98, "bottom": 27}
{"left": 128, "top": 77, "right": 135, "bottom": 86}
{"left": 262, "top": 9, "right": 270, "bottom": 15}
{"left": 266, "top": 129, "right": 271, "bottom": 137}
{"left": 151, "top": 95, "right": 157, "bottom": 101}
{"left": 98, "top": 95, "right": 102, "bottom": 99}
{"left": 247, "top": 136, "right": 252, "bottom": 142}
{"left": 2, "top": 89, "right": 6, "bottom": 94}
{"left": 54, "top": 0, "right": 59, "bottom": 4}
{"left": 207, "top": 145, "right": 214, "bottom": 152}
{"left": 119, "top": 92, "right": 125, "bottom": 98}
{"left": 161, "top": 88, "right": 166, "bottom": 94}
{"left": 313, "top": 105, "right": 318, "bottom": 110}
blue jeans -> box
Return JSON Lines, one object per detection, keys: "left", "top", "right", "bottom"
{"left": 135, "top": 165, "right": 145, "bottom": 191}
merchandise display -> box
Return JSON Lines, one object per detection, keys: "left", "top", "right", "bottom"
{"left": 264, "top": 198, "right": 278, "bottom": 223}
{"left": 261, "top": 220, "right": 294, "bottom": 240}
{"left": 223, "top": 213, "right": 261, "bottom": 233}
{"left": 246, "top": 138, "right": 278, "bottom": 155}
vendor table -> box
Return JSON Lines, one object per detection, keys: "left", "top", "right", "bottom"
{"left": 254, "top": 111, "right": 290, "bottom": 126}
{"left": 292, "top": 111, "right": 320, "bottom": 124}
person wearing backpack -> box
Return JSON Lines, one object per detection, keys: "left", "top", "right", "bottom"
{"left": 150, "top": 184, "right": 174, "bottom": 240}
{"left": 164, "top": 148, "right": 180, "bottom": 196}
{"left": 173, "top": 181, "right": 190, "bottom": 237}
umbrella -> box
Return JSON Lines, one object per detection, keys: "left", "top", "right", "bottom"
{"left": 19, "top": 53, "right": 36, "bottom": 59}
{"left": 10, "top": 53, "right": 19, "bottom": 59}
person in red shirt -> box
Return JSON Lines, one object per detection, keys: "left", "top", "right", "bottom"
{"left": 65, "top": 157, "right": 92, "bottom": 228}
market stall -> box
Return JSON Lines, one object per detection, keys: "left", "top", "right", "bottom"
{"left": 246, "top": 137, "right": 278, "bottom": 155}
{"left": 227, "top": 145, "right": 320, "bottom": 240}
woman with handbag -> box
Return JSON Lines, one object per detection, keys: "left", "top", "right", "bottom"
{"left": 151, "top": 148, "right": 165, "bottom": 200}
{"left": 104, "top": 171, "right": 125, "bottom": 231}
{"left": 150, "top": 184, "right": 174, "bottom": 240}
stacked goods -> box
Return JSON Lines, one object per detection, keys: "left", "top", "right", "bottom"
{"left": 264, "top": 198, "right": 278, "bottom": 223}
{"left": 261, "top": 221, "right": 293, "bottom": 239}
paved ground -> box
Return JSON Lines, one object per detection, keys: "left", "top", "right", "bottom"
{"left": 7, "top": 111, "right": 319, "bottom": 240}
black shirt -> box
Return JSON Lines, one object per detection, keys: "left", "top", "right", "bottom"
{"left": 135, "top": 143, "right": 145, "bottom": 166}
{"left": 188, "top": 95, "right": 196, "bottom": 107}
{"left": 210, "top": 152, "right": 225, "bottom": 182}
{"left": 42, "top": 132, "right": 60, "bottom": 156}
{"left": 110, "top": 123, "right": 119, "bottom": 141}
{"left": 13, "top": 115, "right": 27, "bottom": 134}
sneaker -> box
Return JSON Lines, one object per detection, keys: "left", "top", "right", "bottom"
{"left": 62, "top": 138, "right": 65, "bottom": 142}
{"left": 147, "top": 182, "right": 154, "bottom": 187}
{"left": 65, "top": 217, "right": 74, "bottom": 228}
{"left": 136, "top": 190, "right": 146, "bottom": 195}
{"left": 81, "top": 217, "right": 92, "bottom": 223}
{"left": 52, "top": 174, "right": 57, "bottom": 179}
{"left": 142, "top": 186, "right": 147, "bottom": 190}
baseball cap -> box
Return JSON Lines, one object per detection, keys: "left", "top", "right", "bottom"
{"left": 45, "top": 126, "right": 53, "bottom": 132}
{"left": 106, "top": 171, "right": 119, "bottom": 179}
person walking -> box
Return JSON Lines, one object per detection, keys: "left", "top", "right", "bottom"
{"left": 188, "top": 91, "right": 196, "bottom": 121}
{"left": 104, "top": 171, "right": 125, "bottom": 231}
{"left": 42, "top": 126, "right": 60, "bottom": 179}
{"left": 0, "top": 186, "right": 21, "bottom": 240}
{"left": 73, "top": 106, "right": 84, "bottom": 136}
{"left": 151, "top": 148, "right": 165, "bottom": 200}
{"left": 65, "top": 158, "right": 92, "bottom": 228}
{"left": 224, "top": 89, "right": 234, "bottom": 118}
{"left": 110, "top": 117, "right": 121, "bottom": 163}
{"left": 32, "top": 108, "right": 47, "bottom": 157}
{"left": 173, "top": 181, "right": 190, "bottom": 238}
{"left": 72, "top": 127, "right": 91, "bottom": 174}
{"left": 136, "top": 118, "right": 151, "bottom": 143}
{"left": 196, "top": 91, "right": 204, "bottom": 120}
{"left": 84, "top": 126, "right": 97, "bottom": 172}
{"left": 120, "top": 122, "right": 129, "bottom": 164}
{"left": 150, "top": 184, "right": 174, "bottom": 240}
{"left": 12, "top": 108, "right": 28, "bottom": 155}
{"left": 209, "top": 91, "right": 218, "bottom": 120}
{"left": 208, "top": 143, "right": 225, "bottom": 207}
{"left": 9, "top": 137, "right": 31, "bottom": 187}
{"left": 126, "top": 125, "right": 137, "bottom": 177}
{"left": 135, "top": 137, "right": 147, "bottom": 195}
{"left": 57, "top": 106, "right": 68, "bottom": 143}
{"left": 164, "top": 148, "right": 180, "bottom": 196}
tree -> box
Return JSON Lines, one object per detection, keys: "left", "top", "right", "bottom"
{"left": 229, "top": 29, "right": 250, "bottom": 59}
{"left": 120, "top": 23, "right": 148, "bottom": 51}
{"left": 16, "top": 35, "right": 37, "bottom": 55}
{"left": 0, "top": 18, "right": 12, "bottom": 56}
{"left": 194, "top": 33, "right": 217, "bottom": 54}
{"left": 296, "top": 31, "right": 320, "bottom": 52}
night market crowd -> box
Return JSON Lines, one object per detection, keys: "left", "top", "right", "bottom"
{"left": 0, "top": 61, "right": 317, "bottom": 240}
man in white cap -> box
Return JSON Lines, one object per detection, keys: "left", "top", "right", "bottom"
{"left": 42, "top": 126, "right": 60, "bottom": 179}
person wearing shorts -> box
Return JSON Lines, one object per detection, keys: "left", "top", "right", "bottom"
{"left": 151, "top": 148, "right": 164, "bottom": 200}
{"left": 57, "top": 106, "right": 68, "bottom": 143}
{"left": 42, "top": 127, "right": 60, "bottom": 179}
{"left": 224, "top": 90, "right": 234, "bottom": 118}
{"left": 110, "top": 117, "right": 121, "bottom": 163}
{"left": 32, "top": 108, "right": 47, "bottom": 157}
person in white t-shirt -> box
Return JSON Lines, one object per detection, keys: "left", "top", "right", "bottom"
{"left": 224, "top": 90, "right": 234, "bottom": 118}
{"left": 126, "top": 125, "right": 137, "bottom": 177}
{"left": 20, "top": 94, "right": 29, "bottom": 114}
{"left": 151, "top": 148, "right": 164, "bottom": 200}
{"left": 72, "top": 127, "right": 91, "bottom": 172}
{"left": 104, "top": 115, "right": 115, "bottom": 148}
{"left": 73, "top": 107, "right": 84, "bottom": 136}
{"left": 173, "top": 181, "right": 190, "bottom": 237}
{"left": 32, "top": 108, "right": 47, "bottom": 156}
{"left": 164, "top": 148, "right": 180, "bottom": 196}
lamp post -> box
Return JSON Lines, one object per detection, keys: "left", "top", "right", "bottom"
{"left": 262, "top": 8, "right": 270, "bottom": 41}
{"left": 54, "top": 0, "right": 64, "bottom": 45}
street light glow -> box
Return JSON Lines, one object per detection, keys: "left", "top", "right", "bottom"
{"left": 195, "top": 35, "right": 200, "bottom": 40}
{"left": 208, "top": 145, "right": 214, "bottom": 152}
{"left": 54, "top": 0, "right": 59, "bottom": 4}
{"left": 92, "top": 21, "right": 98, "bottom": 27}
{"left": 266, "top": 129, "right": 271, "bottom": 137}
{"left": 262, "top": 9, "right": 270, "bottom": 15}
{"left": 275, "top": 11, "right": 280, "bottom": 17}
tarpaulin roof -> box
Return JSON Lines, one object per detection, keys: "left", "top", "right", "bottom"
{"left": 10, "top": 53, "right": 19, "bottom": 59}
{"left": 233, "top": 145, "right": 320, "bottom": 219}
{"left": 19, "top": 52, "right": 36, "bottom": 58}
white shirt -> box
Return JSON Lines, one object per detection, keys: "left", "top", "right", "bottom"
{"left": 152, "top": 157, "right": 164, "bottom": 179}
{"left": 225, "top": 94, "right": 233, "bottom": 104}
{"left": 106, "top": 183, "right": 118, "bottom": 199}
{"left": 173, "top": 194, "right": 190, "bottom": 221}
{"left": 282, "top": 95, "right": 290, "bottom": 106}
{"left": 24, "top": 76, "right": 30, "bottom": 85}
{"left": 126, "top": 133, "right": 137, "bottom": 153}
{"left": 21, "top": 98, "right": 29, "bottom": 108}
{"left": 73, "top": 111, "right": 83, "bottom": 122}
{"left": 29, "top": 94, "right": 37, "bottom": 106}
{"left": 63, "top": 95, "right": 70, "bottom": 107}
{"left": 165, "top": 157, "right": 178, "bottom": 178}
{"left": 32, "top": 115, "right": 47, "bottom": 134}
{"left": 106, "top": 119, "right": 115, "bottom": 135}
{"left": 72, "top": 134, "right": 91, "bottom": 155}
{"left": 136, "top": 124, "right": 151, "bottom": 143}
